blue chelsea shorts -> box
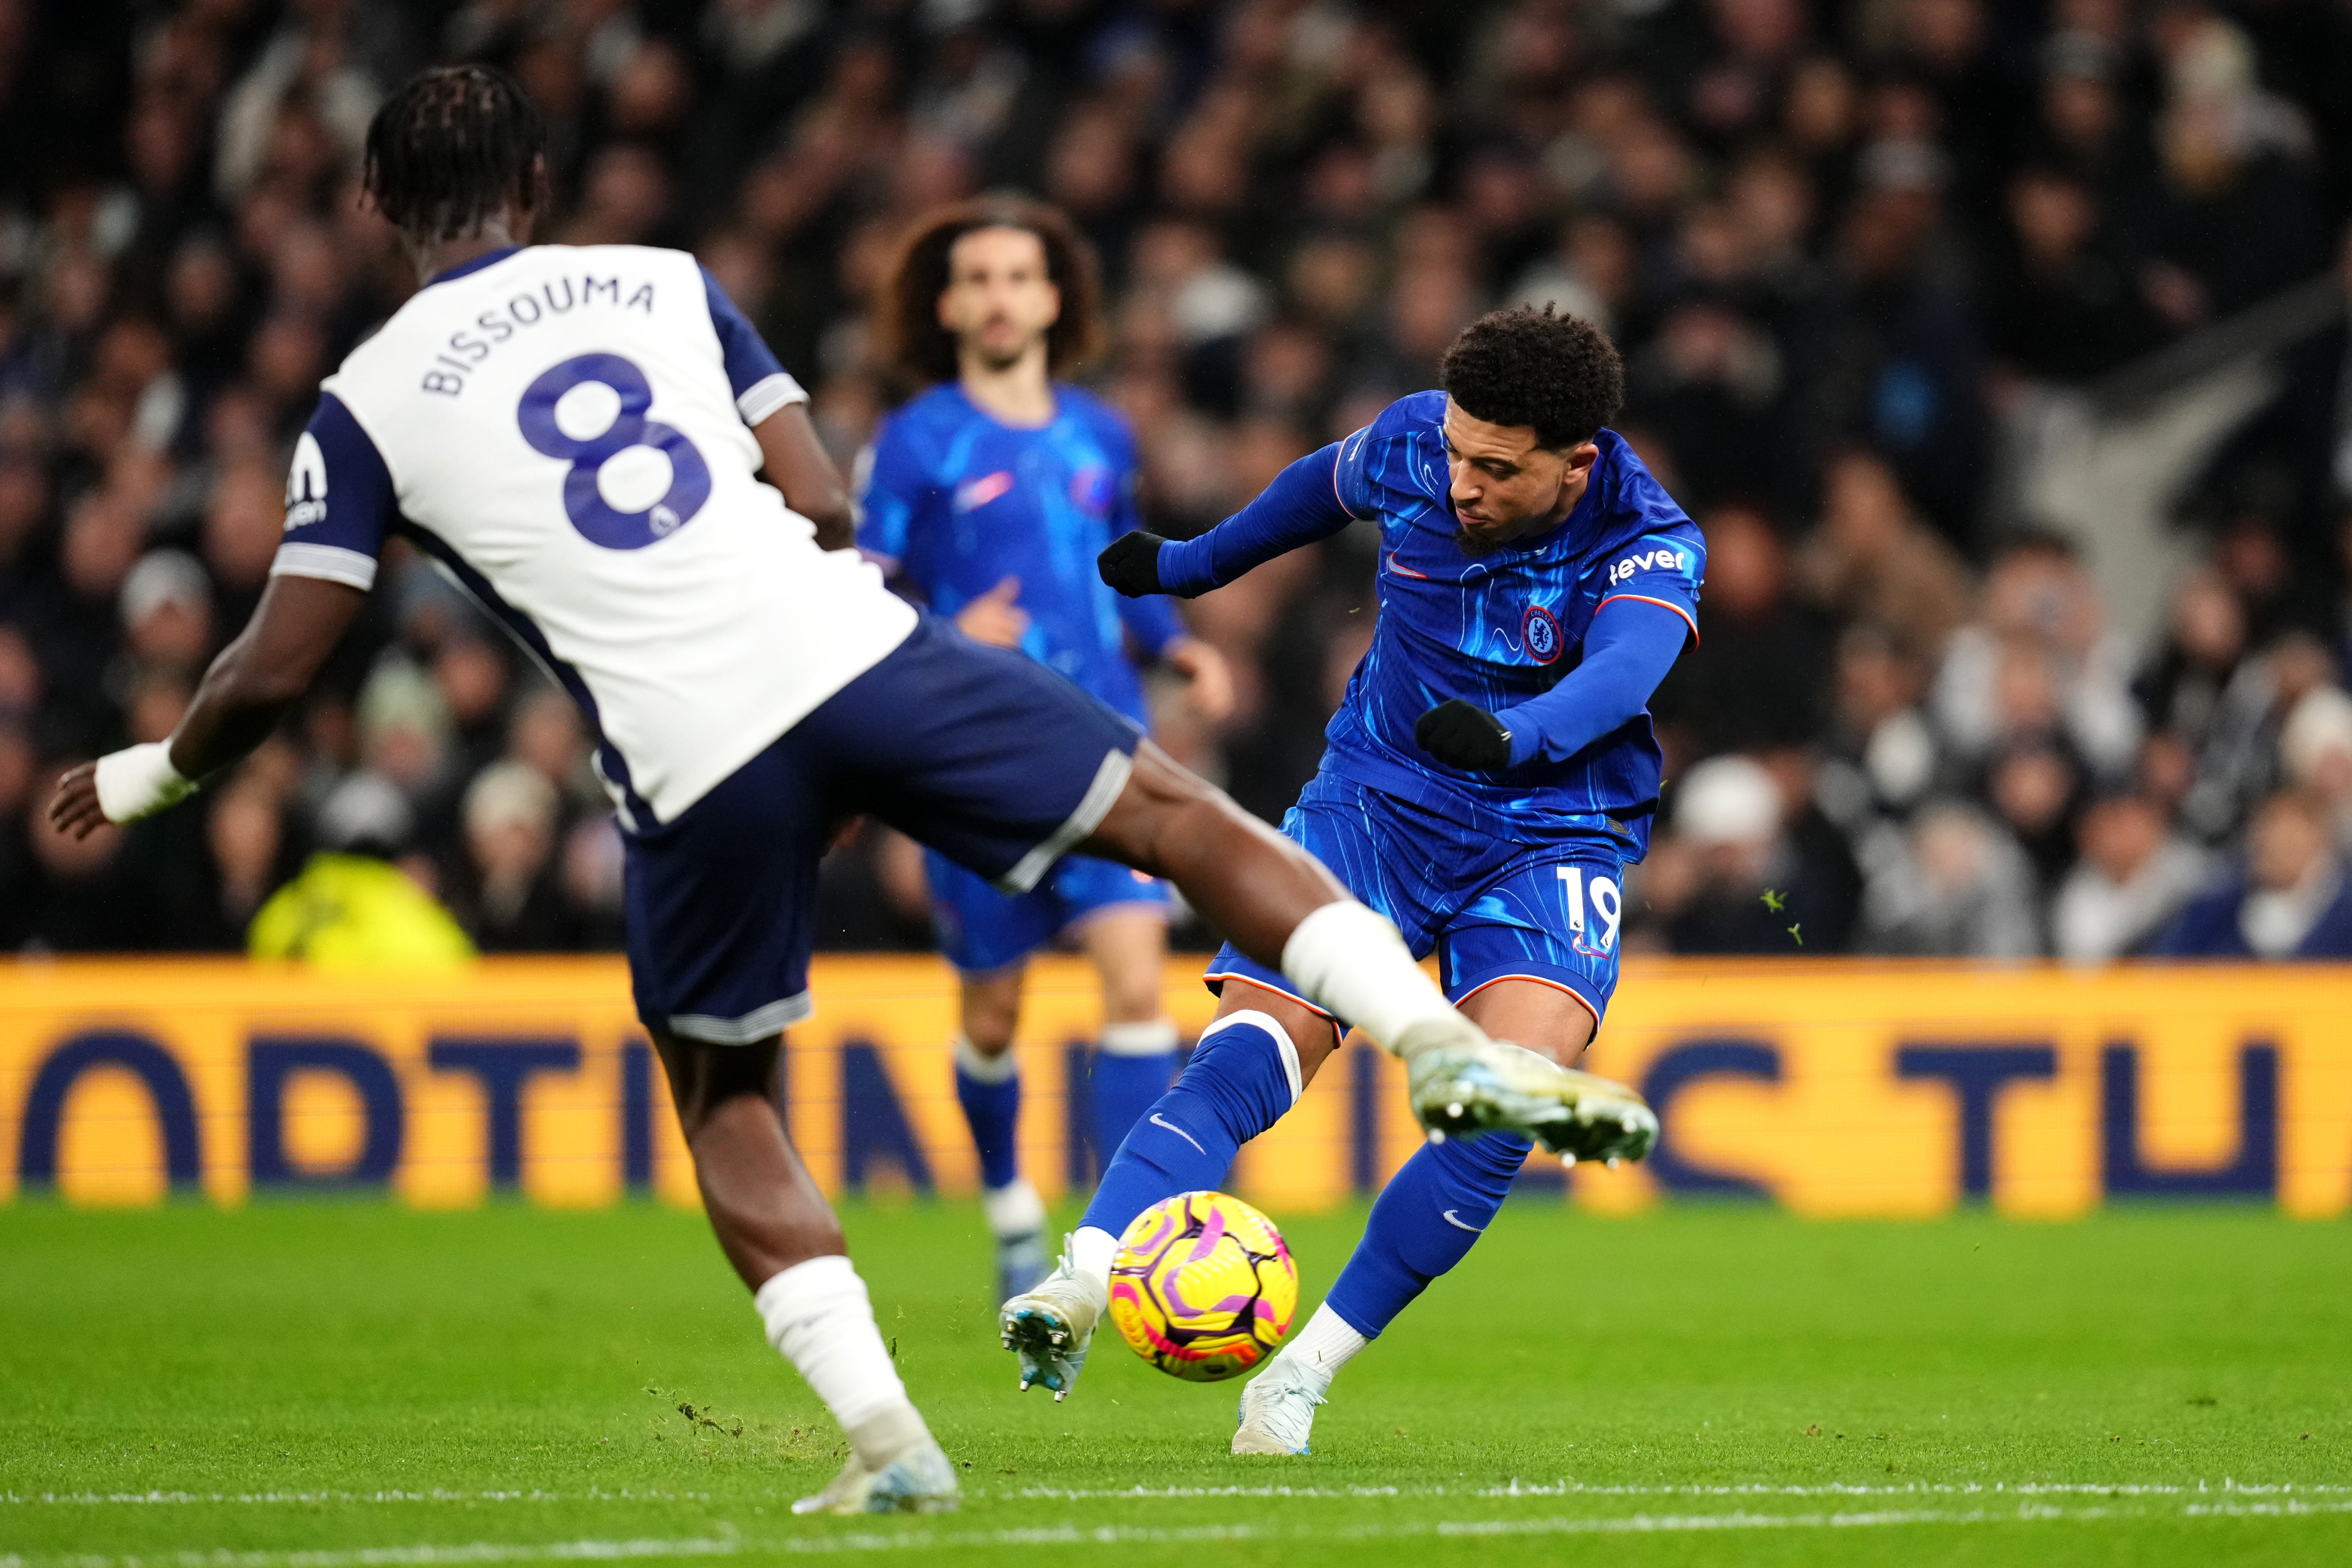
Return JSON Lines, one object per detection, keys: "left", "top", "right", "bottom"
{"left": 926, "top": 850, "right": 1170, "bottom": 975}
{"left": 1206, "top": 768, "right": 1629, "bottom": 1032}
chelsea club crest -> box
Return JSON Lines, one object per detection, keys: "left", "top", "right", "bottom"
{"left": 1523, "top": 603, "right": 1563, "bottom": 664}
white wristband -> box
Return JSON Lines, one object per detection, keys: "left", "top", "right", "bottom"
{"left": 93, "top": 742, "right": 196, "bottom": 823}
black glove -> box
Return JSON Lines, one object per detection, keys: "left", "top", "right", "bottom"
{"left": 1098, "top": 529, "right": 1172, "bottom": 597}
{"left": 1415, "top": 699, "right": 1514, "bottom": 771}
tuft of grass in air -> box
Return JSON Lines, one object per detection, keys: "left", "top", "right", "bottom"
{"left": 2, "top": 1199, "right": 2348, "bottom": 1567}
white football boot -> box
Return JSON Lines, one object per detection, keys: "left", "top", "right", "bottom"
{"left": 999, "top": 1235, "right": 1106, "bottom": 1401}
{"left": 1231, "top": 1356, "right": 1326, "bottom": 1456}
{"left": 1398, "top": 1019, "right": 1658, "bottom": 1165}
{"left": 791, "top": 1436, "right": 960, "bottom": 1516}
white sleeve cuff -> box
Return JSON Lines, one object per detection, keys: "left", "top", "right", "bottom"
{"left": 271, "top": 542, "right": 379, "bottom": 591}
{"left": 737, "top": 371, "right": 809, "bottom": 426}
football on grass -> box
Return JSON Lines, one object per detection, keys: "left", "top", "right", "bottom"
{"left": 1108, "top": 1190, "right": 1298, "bottom": 1381}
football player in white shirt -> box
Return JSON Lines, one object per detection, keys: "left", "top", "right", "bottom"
{"left": 50, "top": 66, "right": 1651, "bottom": 1512}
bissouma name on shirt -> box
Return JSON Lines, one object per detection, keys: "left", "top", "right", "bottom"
{"left": 418, "top": 271, "right": 657, "bottom": 396}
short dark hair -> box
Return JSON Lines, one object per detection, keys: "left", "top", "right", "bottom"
{"left": 1439, "top": 305, "right": 1623, "bottom": 449}
{"left": 874, "top": 196, "right": 1104, "bottom": 393}
{"left": 362, "top": 66, "right": 547, "bottom": 244}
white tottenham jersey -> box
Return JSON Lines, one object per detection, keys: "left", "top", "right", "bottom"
{"left": 272, "top": 244, "right": 916, "bottom": 828}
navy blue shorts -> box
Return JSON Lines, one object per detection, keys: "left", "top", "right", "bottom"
{"left": 926, "top": 849, "right": 1170, "bottom": 974}
{"left": 1207, "top": 768, "right": 1629, "bottom": 1033}
{"left": 623, "top": 615, "right": 1142, "bottom": 1043}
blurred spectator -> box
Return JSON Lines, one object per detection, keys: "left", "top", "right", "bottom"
{"left": 1981, "top": 737, "right": 2085, "bottom": 891}
{"left": 248, "top": 772, "right": 474, "bottom": 969}
{"left": 1933, "top": 533, "right": 2140, "bottom": 778}
{"left": 1645, "top": 753, "right": 1854, "bottom": 954}
{"left": 1794, "top": 450, "right": 1971, "bottom": 665}
{"left": 2133, "top": 567, "right": 2272, "bottom": 840}
{"left": 1814, "top": 623, "right": 1944, "bottom": 849}
{"left": 1652, "top": 503, "right": 1828, "bottom": 764}
{"left": 2279, "top": 683, "right": 2352, "bottom": 848}
{"left": 454, "top": 760, "right": 567, "bottom": 952}
{"left": 2150, "top": 790, "right": 2352, "bottom": 959}
{"left": 1858, "top": 801, "right": 2042, "bottom": 957}
{"left": 1, "top": 0, "right": 2349, "bottom": 959}
{"left": 199, "top": 772, "right": 289, "bottom": 951}
{"left": 1984, "top": 166, "right": 2160, "bottom": 382}
{"left": 2051, "top": 790, "right": 2211, "bottom": 962}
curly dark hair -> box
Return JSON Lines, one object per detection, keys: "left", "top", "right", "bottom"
{"left": 1438, "top": 305, "right": 1624, "bottom": 449}
{"left": 874, "top": 196, "right": 1104, "bottom": 394}
{"left": 363, "top": 65, "right": 547, "bottom": 244}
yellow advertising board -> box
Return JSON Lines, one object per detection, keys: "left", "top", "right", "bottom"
{"left": 1, "top": 957, "right": 2346, "bottom": 1216}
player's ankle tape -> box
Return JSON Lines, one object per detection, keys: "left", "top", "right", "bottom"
{"left": 845, "top": 1402, "right": 930, "bottom": 1470}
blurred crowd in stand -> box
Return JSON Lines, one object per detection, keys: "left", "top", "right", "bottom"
{"left": 3, "top": 0, "right": 2351, "bottom": 961}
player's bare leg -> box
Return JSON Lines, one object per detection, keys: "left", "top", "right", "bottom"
{"left": 953, "top": 966, "right": 1050, "bottom": 1300}
{"left": 653, "top": 1032, "right": 957, "bottom": 1514}
{"left": 1076, "top": 906, "right": 1170, "bottom": 1029}
{"left": 1074, "top": 903, "right": 1184, "bottom": 1177}
{"left": 1235, "top": 980, "right": 1597, "bottom": 1454}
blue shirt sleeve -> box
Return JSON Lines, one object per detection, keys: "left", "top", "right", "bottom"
{"left": 1494, "top": 597, "right": 1692, "bottom": 767}
{"left": 701, "top": 266, "right": 805, "bottom": 425}
{"left": 1595, "top": 528, "right": 1705, "bottom": 640}
{"left": 271, "top": 392, "right": 394, "bottom": 592}
{"left": 854, "top": 414, "right": 930, "bottom": 584}
{"left": 1157, "top": 441, "right": 1358, "bottom": 596}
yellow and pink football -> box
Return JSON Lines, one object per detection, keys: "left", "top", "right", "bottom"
{"left": 1108, "top": 1191, "right": 1297, "bottom": 1381}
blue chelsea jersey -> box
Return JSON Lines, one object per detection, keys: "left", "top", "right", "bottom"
{"left": 857, "top": 383, "right": 1183, "bottom": 724}
{"left": 1329, "top": 391, "right": 1705, "bottom": 852}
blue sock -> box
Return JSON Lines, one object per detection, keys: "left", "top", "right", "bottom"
{"left": 1324, "top": 1130, "right": 1530, "bottom": 1338}
{"left": 1090, "top": 1020, "right": 1181, "bottom": 1167}
{"left": 953, "top": 1037, "right": 1022, "bottom": 1192}
{"left": 1080, "top": 1010, "right": 1299, "bottom": 1238}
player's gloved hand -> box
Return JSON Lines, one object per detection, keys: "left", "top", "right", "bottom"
{"left": 1097, "top": 530, "right": 1171, "bottom": 597}
{"left": 1415, "top": 700, "right": 1514, "bottom": 771}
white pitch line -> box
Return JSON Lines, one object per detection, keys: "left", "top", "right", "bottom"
{"left": 12, "top": 1478, "right": 2352, "bottom": 1509}
{"left": 9, "top": 1495, "right": 2352, "bottom": 1568}
{"left": 1000, "top": 1478, "right": 2352, "bottom": 1503}
{"left": 0, "top": 1491, "right": 713, "bottom": 1508}
{"left": 0, "top": 1540, "right": 742, "bottom": 1568}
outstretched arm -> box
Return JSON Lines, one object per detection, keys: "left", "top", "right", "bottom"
{"left": 1416, "top": 598, "right": 1692, "bottom": 771}
{"left": 754, "top": 403, "right": 853, "bottom": 550}
{"left": 50, "top": 574, "right": 367, "bottom": 838}
{"left": 1099, "top": 441, "right": 1359, "bottom": 599}
{"left": 703, "top": 266, "right": 846, "bottom": 547}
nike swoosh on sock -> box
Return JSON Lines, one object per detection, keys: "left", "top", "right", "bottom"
{"left": 1150, "top": 1113, "right": 1206, "bottom": 1155}
{"left": 1440, "top": 1208, "right": 1483, "bottom": 1233}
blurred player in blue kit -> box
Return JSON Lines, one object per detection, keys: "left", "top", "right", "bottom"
{"left": 1001, "top": 306, "right": 1696, "bottom": 1451}
{"left": 859, "top": 200, "right": 1236, "bottom": 1304}
{"left": 52, "top": 69, "right": 1657, "bottom": 1515}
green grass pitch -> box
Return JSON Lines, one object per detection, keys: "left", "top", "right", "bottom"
{"left": 3, "top": 1199, "right": 2347, "bottom": 1566}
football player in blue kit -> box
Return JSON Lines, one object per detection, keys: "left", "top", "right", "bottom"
{"left": 1000, "top": 306, "right": 1697, "bottom": 1451}
{"left": 858, "top": 200, "right": 1235, "bottom": 1305}
{"left": 50, "top": 71, "right": 1654, "bottom": 1513}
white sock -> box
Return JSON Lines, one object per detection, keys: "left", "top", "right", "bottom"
{"left": 1069, "top": 1223, "right": 1120, "bottom": 1295}
{"left": 981, "top": 1177, "right": 1045, "bottom": 1238}
{"left": 1279, "top": 901, "right": 1457, "bottom": 1055}
{"left": 1278, "top": 1302, "right": 1369, "bottom": 1396}
{"left": 953, "top": 1033, "right": 1018, "bottom": 1083}
{"left": 753, "top": 1255, "right": 925, "bottom": 1463}
{"left": 1099, "top": 1018, "right": 1179, "bottom": 1055}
